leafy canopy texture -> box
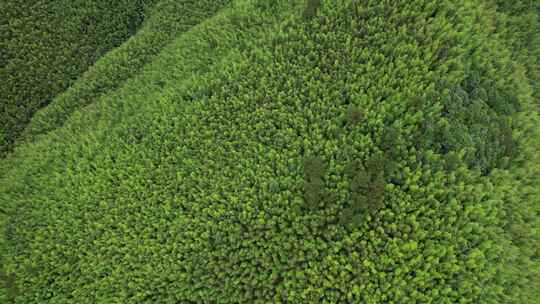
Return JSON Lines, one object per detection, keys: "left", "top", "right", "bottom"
{"left": 1, "top": 0, "right": 539, "bottom": 303}
{"left": 0, "top": 0, "right": 157, "bottom": 155}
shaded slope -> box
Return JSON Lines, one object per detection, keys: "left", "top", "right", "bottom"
{"left": 17, "top": 0, "right": 233, "bottom": 150}
{"left": 1, "top": 0, "right": 539, "bottom": 303}
{"left": 0, "top": 0, "right": 157, "bottom": 156}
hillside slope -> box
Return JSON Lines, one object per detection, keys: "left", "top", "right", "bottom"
{"left": 1, "top": 0, "right": 539, "bottom": 303}
{"left": 17, "top": 0, "right": 233, "bottom": 149}
{"left": 0, "top": 0, "right": 157, "bottom": 156}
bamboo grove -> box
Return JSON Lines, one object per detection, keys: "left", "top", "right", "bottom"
{"left": 1, "top": 0, "right": 539, "bottom": 303}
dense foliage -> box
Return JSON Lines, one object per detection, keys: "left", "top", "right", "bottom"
{"left": 17, "top": 0, "right": 233, "bottom": 149}
{"left": 0, "top": 0, "right": 157, "bottom": 155}
{"left": 1, "top": 0, "right": 538, "bottom": 302}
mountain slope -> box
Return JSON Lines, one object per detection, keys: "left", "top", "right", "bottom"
{"left": 0, "top": 0, "right": 157, "bottom": 156}
{"left": 17, "top": 0, "right": 234, "bottom": 149}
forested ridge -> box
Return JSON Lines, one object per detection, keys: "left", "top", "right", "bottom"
{"left": 1, "top": 0, "right": 539, "bottom": 303}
